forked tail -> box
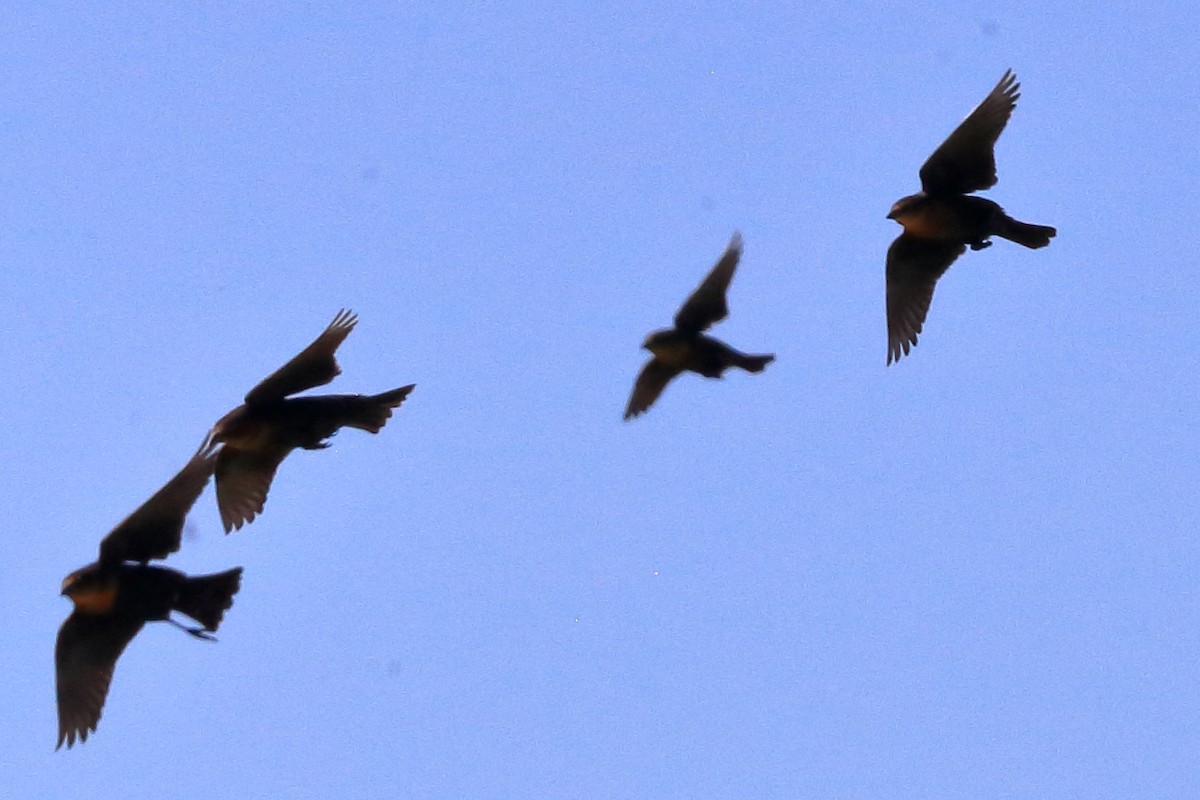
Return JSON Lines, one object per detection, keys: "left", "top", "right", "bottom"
{"left": 738, "top": 354, "right": 775, "bottom": 374}
{"left": 176, "top": 567, "right": 244, "bottom": 632}
{"left": 998, "top": 216, "right": 1056, "bottom": 249}
{"left": 341, "top": 384, "right": 416, "bottom": 434}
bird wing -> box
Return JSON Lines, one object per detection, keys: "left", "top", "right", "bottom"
{"left": 624, "top": 359, "right": 682, "bottom": 420}
{"left": 98, "top": 437, "right": 220, "bottom": 566}
{"left": 885, "top": 234, "right": 966, "bottom": 364}
{"left": 673, "top": 232, "right": 743, "bottom": 334}
{"left": 55, "top": 611, "right": 145, "bottom": 749}
{"left": 918, "top": 70, "right": 1019, "bottom": 196}
{"left": 244, "top": 309, "right": 358, "bottom": 405}
{"left": 214, "top": 443, "right": 293, "bottom": 533}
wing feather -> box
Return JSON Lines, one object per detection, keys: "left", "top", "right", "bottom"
{"left": 886, "top": 234, "right": 966, "bottom": 364}
{"left": 919, "top": 70, "right": 1019, "bottom": 196}
{"left": 244, "top": 309, "right": 358, "bottom": 405}
{"left": 98, "top": 437, "right": 219, "bottom": 565}
{"left": 624, "top": 360, "right": 682, "bottom": 419}
{"left": 214, "top": 444, "right": 292, "bottom": 533}
{"left": 673, "top": 233, "right": 742, "bottom": 333}
{"left": 55, "top": 612, "right": 145, "bottom": 749}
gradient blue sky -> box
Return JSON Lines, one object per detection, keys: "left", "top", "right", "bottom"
{"left": 4, "top": 3, "right": 1199, "bottom": 798}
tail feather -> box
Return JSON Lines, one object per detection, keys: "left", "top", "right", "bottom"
{"left": 176, "top": 567, "right": 244, "bottom": 632}
{"left": 738, "top": 354, "right": 775, "bottom": 374}
{"left": 341, "top": 384, "right": 415, "bottom": 434}
{"left": 998, "top": 216, "right": 1056, "bottom": 249}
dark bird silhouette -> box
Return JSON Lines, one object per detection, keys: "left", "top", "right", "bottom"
{"left": 210, "top": 309, "right": 415, "bottom": 532}
{"left": 886, "top": 69, "right": 1056, "bottom": 364}
{"left": 56, "top": 439, "right": 243, "bottom": 749}
{"left": 624, "top": 233, "right": 774, "bottom": 419}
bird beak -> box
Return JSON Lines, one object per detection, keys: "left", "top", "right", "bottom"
{"left": 886, "top": 209, "right": 897, "bottom": 220}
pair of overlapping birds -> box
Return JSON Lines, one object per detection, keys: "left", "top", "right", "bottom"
{"left": 56, "top": 70, "right": 1055, "bottom": 748}
{"left": 54, "top": 309, "right": 416, "bottom": 748}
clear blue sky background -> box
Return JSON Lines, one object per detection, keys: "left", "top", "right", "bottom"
{"left": 3, "top": 3, "right": 1198, "bottom": 798}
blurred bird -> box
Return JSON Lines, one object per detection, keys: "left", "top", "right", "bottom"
{"left": 886, "top": 69, "right": 1056, "bottom": 364}
{"left": 624, "top": 233, "right": 774, "bottom": 419}
{"left": 210, "top": 309, "right": 415, "bottom": 532}
{"left": 56, "top": 438, "right": 243, "bottom": 749}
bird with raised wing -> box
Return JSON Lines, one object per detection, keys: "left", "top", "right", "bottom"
{"left": 886, "top": 69, "right": 1056, "bottom": 364}
{"left": 210, "top": 309, "right": 415, "bottom": 531}
{"left": 56, "top": 438, "right": 243, "bottom": 749}
{"left": 625, "top": 233, "right": 774, "bottom": 419}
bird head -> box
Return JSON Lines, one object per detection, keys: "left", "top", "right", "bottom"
{"left": 209, "top": 405, "right": 274, "bottom": 450}
{"left": 61, "top": 565, "right": 95, "bottom": 596}
{"left": 61, "top": 565, "right": 119, "bottom": 613}
{"left": 887, "top": 193, "right": 924, "bottom": 222}
{"left": 641, "top": 329, "right": 696, "bottom": 365}
{"left": 642, "top": 329, "right": 678, "bottom": 354}
{"left": 208, "top": 406, "right": 247, "bottom": 442}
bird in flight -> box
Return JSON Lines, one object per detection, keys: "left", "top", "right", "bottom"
{"left": 56, "top": 438, "right": 243, "bottom": 749}
{"left": 210, "top": 309, "right": 415, "bottom": 532}
{"left": 886, "top": 69, "right": 1056, "bottom": 364}
{"left": 624, "top": 233, "right": 774, "bottom": 419}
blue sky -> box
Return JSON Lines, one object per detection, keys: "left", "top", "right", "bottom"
{"left": 3, "top": 2, "right": 1198, "bottom": 798}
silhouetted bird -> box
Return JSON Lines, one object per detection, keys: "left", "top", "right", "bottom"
{"left": 210, "top": 309, "right": 415, "bottom": 531}
{"left": 624, "top": 233, "right": 774, "bottom": 419}
{"left": 886, "top": 69, "right": 1056, "bottom": 364}
{"left": 56, "top": 439, "right": 243, "bottom": 749}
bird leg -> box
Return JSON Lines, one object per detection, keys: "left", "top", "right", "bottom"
{"left": 168, "top": 618, "right": 217, "bottom": 641}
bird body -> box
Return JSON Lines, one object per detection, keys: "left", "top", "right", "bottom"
{"left": 61, "top": 562, "right": 241, "bottom": 630}
{"left": 213, "top": 389, "right": 414, "bottom": 452}
{"left": 643, "top": 329, "right": 772, "bottom": 379}
{"left": 890, "top": 193, "right": 1054, "bottom": 251}
{"left": 889, "top": 193, "right": 1002, "bottom": 245}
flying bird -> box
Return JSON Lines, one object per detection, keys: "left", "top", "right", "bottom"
{"left": 624, "top": 233, "right": 774, "bottom": 419}
{"left": 886, "top": 69, "right": 1056, "bottom": 364}
{"left": 210, "top": 309, "right": 415, "bottom": 532}
{"left": 56, "top": 438, "right": 243, "bottom": 749}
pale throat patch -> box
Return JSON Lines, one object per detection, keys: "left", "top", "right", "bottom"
{"left": 896, "top": 207, "right": 953, "bottom": 239}
{"left": 648, "top": 340, "right": 692, "bottom": 366}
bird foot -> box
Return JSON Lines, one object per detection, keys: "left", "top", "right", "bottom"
{"left": 169, "top": 618, "right": 217, "bottom": 641}
{"left": 969, "top": 239, "right": 993, "bottom": 251}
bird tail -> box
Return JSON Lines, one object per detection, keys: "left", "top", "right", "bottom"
{"left": 997, "top": 216, "right": 1056, "bottom": 249}
{"left": 176, "top": 567, "right": 244, "bottom": 632}
{"left": 340, "top": 384, "right": 416, "bottom": 434}
{"left": 736, "top": 353, "right": 775, "bottom": 374}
